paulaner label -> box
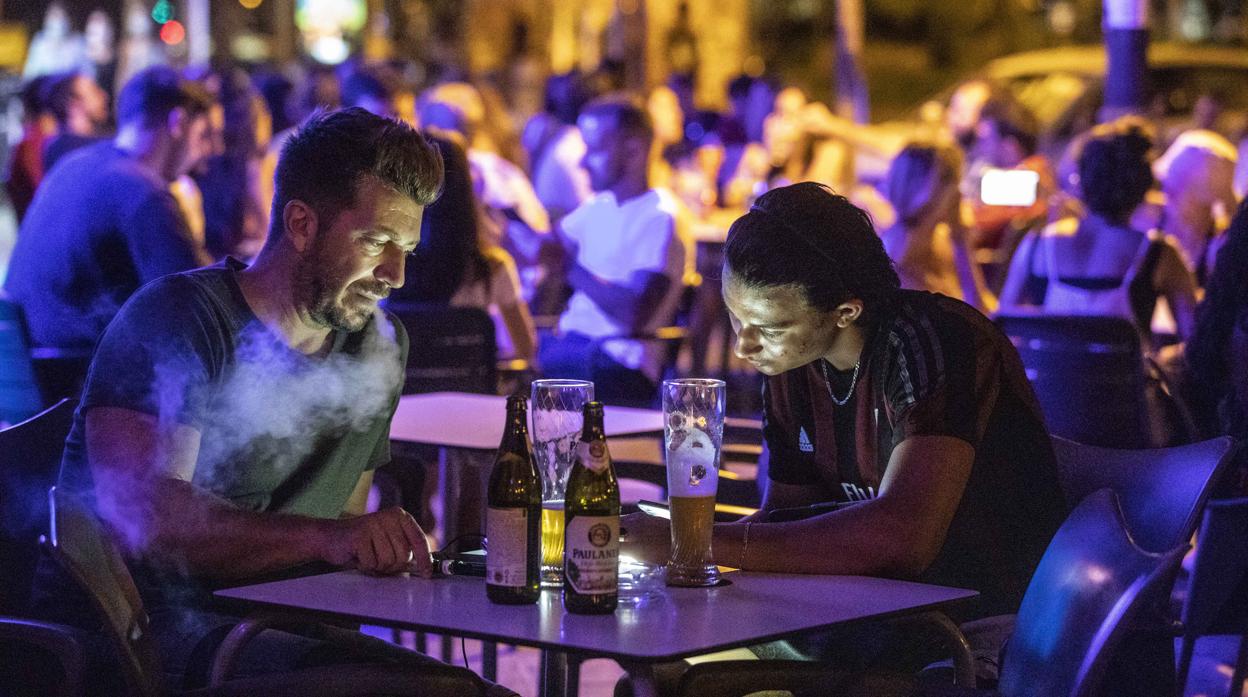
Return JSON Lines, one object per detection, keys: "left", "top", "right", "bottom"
{"left": 564, "top": 515, "right": 618, "bottom": 594}
{"left": 576, "top": 441, "right": 610, "bottom": 474}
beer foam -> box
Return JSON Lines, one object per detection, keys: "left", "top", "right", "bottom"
{"left": 665, "top": 427, "right": 718, "bottom": 497}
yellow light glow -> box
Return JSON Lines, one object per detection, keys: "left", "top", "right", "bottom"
{"left": 240, "top": 0, "right": 263, "bottom": 8}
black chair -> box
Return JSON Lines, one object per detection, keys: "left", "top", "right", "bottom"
{"left": 0, "top": 295, "right": 44, "bottom": 427}
{"left": 673, "top": 490, "right": 1189, "bottom": 697}
{"left": 386, "top": 303, "right": 498, "bottom": 396}
{"left": 381, "top": 302, "right": 501, "bottom": 672}
{"left": 994, "top": 312, "right": 1152, "bottom": 448}
{"left": 1050, "top": 434, "right": 1234, "bottom": 553}
{"left": 42, "top": 487, "right": 510, "bottom": 697}
{"left": 0, "top": 398, "right": 75, "bottom": 616}
{"left": 1176, "top": 497, "right": 1248, "bottom": 697}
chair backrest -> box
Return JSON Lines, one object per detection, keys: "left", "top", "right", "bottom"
{"left": 44, "top": 487, "right": 164, "bottom": 697}
{"left": 0, "top": 296, "right": 44, "bottom": 427}
{"left": 995, "top": 312, "right": 1149, "bottom": 448}
{"left": 1181, "top": 497, "right": 1248, "bottom": 638}
{"left": 0, "top": 398, "right": 75, "bottom": 616}
{"left": 999, "top": 489, "right": 1188, "bottom": 697}
{"left": 1051, "top": 434, "right": 1233, "bottom": 553}
{"left": 386, "top": 303, "right": 498, "bottom": 395}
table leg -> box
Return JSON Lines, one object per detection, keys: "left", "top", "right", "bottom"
{"left": 538, "top": 649, "right": 568, "bottom": 697}
{"left": 482, "top": 641, "right": 498, "bottom": 681}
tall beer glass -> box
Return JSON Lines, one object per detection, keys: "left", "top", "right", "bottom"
{"left": 662, "top": 378, "right": 724, "bottom": 587}
{"left": 531, "top": 379, "right": 594, "bottom": 587}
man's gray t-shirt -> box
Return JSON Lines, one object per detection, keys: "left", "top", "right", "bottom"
{"left": 56, "top": 258, "right": 409, "bottom": 610}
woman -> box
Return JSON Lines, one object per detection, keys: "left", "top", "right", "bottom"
{"left": 999, "top": 118, "right": 1197, "bottom": 345}
{"left": 390, "top": 133, "right": 537, "bottom": 365}
{"left": 192, "top": 66, "right": 272, "bottom": 260}
{"left": 881, "top": 142, "right": 994, "bottom": 313}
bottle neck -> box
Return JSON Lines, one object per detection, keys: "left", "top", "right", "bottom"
{"left": 501, "top": 405, "right": 530, "bottom": 451}
{"left": 581, "top": 412, "right": 606, "bottom": 443}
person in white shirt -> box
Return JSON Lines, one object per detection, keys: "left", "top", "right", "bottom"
{"left": 540, "top": 96, "right": 694, "bottom": 406}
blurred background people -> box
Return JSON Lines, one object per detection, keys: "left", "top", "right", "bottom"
{"left": 999, "top": 118, "right": 1198, "bottom": 347}
{"left": 1153, "top": 129, "right": 1240, "bottom": 284}
{"left": 192, "top": 65, "right": 273, "bottom": 261}
{"left": 3, "top": 66, "right": 214, "bottom": 387}
{"left": 391, "top": 134, "right": 537, "bottom": 366}
{"left": 540, "top": 96, "right": 693, "bottom": 407}
{"left": 421, "top": 81, "right": 551, "bottom": 308}
{"left": 1185, "top": 198, "right": 1248, "bottom": 493}
{"left": 21, "top": 2, "right": 87, "bottom": 79}
{"left": 40, "top": 71, "right": 110, "bottom": 171}
{"left": 5, "top": 76, "right": 56, "bottom": 223}
{"left": 881, "top": 142, "right": 995, "bottom": 313}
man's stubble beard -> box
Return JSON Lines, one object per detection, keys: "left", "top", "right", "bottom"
{"left": 297, "top": 244, "right": 379, "bottom": 333}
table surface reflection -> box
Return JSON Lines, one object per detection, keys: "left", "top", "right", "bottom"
{"left": 216, "top": 570, "right": 976, "bottom": 663}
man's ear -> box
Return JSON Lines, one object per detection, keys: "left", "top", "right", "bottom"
{"left": 283, "top": 200, "right": 318, "bottom": 254}
{"left": 166, "top": 106, "right": 188, "bottom": 138}
{"left": 835, "top": 299, "right": 865, "bottom": 328}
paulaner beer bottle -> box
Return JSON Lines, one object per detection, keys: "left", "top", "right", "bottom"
{"left": 562, "top": 401, "right": 619, "bottom": 614}
{"left": 486, "top": 394, "right": 542, "bottom": 604}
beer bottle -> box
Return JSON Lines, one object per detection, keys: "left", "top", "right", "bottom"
{"left": 562, "top": 401, "right": 619, "bottom": 614}
{"left": 486, "top": 394, "right": 542, "bottom": 604}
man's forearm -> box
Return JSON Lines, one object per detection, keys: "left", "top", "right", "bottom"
{"left": 567, "top": 263, "right": 643, "bottom": 329}
{"left": 105, "top": 477, "right": 334, "bottom": 580}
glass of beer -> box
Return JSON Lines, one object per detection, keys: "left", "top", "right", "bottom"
{"left": 531, "top": 379, "right": 594, "bottom": 587}
{"left": 662, "top": 378, "right": 724, "bottom": 587}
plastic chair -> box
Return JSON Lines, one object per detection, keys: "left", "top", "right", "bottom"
{"left": 41, "top": 487, "right": 511, "bottom": 696}
{"left": 994, "top": 313, "right": 1151, "bottom": 448}
{"left": 672, "top": 490, "right": 1188, "bottom": 697}
{"left": 0, "top": 398, "right": 75, "bottom": 616}
{"left": 1176, "top": 498, "right": 1248, "bottom": 697}
{"left": 386, "top": 303, "right": 499, "bottom": 395}
{"left": 1050, "top": 434, "right": 1234, "bottom": 553}
{"left": 0, "top": 295, "right": 44, "bottom": 426}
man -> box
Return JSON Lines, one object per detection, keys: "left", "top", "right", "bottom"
{"left": 4, "top": 76, "right": 56, "bottom": 222}
{"left": 5, "top": 66, "right": 213, "bottom": 365}
{"left": 622, "top": 182, "right": 1067, "bottom": 678}
{"left": 36, "top": 108, "right": 510, "bottom": 693}
{"left": 539, "top": 95, "right": 694, "bottom": 406}
{"left": 41, "top": 70, "right": 110, "bottom": 171}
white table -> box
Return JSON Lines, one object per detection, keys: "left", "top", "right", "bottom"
{"left": 389, "top": 392, "right": 761, "bottom": 450}
{"left": 217, "top": 570, "right": 976, "bottom": 697}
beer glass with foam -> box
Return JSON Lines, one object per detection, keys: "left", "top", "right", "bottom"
{"left": 662, "top": 378, "right": 724, "bottom": 587}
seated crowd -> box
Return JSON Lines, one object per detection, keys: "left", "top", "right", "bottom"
{"left": 2, "top": 53, "right": 1246, "bottom": 697}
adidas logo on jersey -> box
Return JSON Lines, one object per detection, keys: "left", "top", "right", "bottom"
{"left": 798, "top": 427, "right": 814, "bottom": 453}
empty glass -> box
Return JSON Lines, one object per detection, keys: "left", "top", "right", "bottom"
{"left": 530, "top": 379, "right": 594, "bottom": 587}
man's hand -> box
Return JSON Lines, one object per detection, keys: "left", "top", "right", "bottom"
{"left": 319, "top": 506, "right": 432, "bottom": 577}
{"left": 619, "top": 511, "right": 671, "bottom": 566}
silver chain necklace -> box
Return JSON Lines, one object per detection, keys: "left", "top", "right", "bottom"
{"left": 820, "top": 358, "right": 861, "bottom": 407}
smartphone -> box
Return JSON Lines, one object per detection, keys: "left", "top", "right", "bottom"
{"left": 637, "top": 500, "right": 671, "bottom": 519}
{"left": 979, "top": 167, "right": 1040, "bottom": 207}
